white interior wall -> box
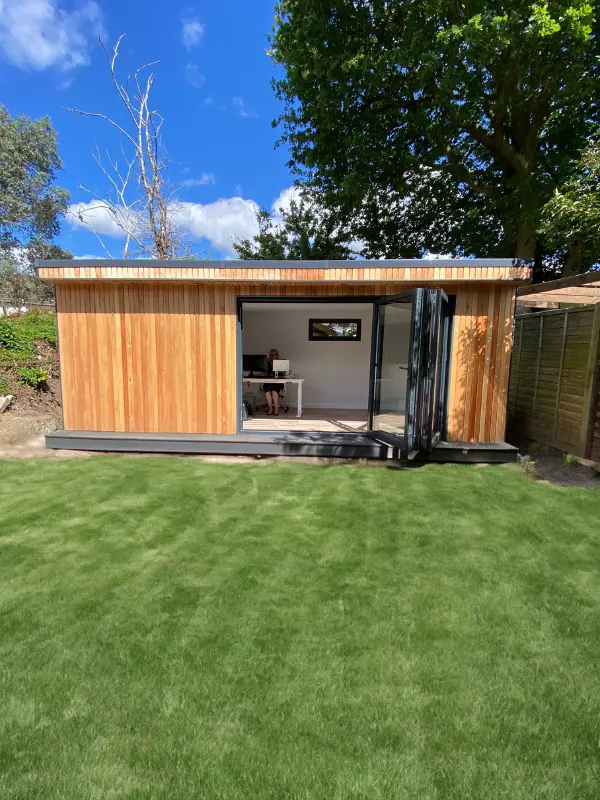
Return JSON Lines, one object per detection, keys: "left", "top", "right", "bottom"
{"left": 242, "top": 303, "right": 373, "bottom": 409}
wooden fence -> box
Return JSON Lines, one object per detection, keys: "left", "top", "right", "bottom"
{"left": 507, "top": 305, "right": 600, "bottom": 460}
{"left": 0, "top": 299, "right": 55, "bottom": 316}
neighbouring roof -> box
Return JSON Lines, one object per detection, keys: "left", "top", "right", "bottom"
{"left": 517, "top": 271, "right": 600, "bottom": 307}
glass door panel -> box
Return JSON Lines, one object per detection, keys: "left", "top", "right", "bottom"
{"left": 371, "top": 296, "right": 414, "bottom": 440}
{"left": 418, "top": 290, "right": 450, "bottom": 452}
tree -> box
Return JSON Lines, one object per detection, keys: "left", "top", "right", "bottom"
{"left": 271, "top": 1, "right": 599, "bottom": 276}
{"left": 0, "top": 106, "right": 70, "bottom": 303}
{"left": 540, "top": 137, "right": 600, "bottom": 274}
{"left": 0, "top": 252, "right": 60, "bottom": 307}
{"left": 233, "top": 192, "right": 356, "bottom": 259}
{"left": 68, "top": 36, "right": 198, "bottom": 259}
{"left": 0, "top": 106, "right": 69, "bottom": 257}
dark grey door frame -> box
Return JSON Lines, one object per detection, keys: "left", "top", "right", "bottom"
{"left": 236, "top": 295, "right": 380, "bottom": 435}
{"left": 367, "top": 291, "right": 417, "bottom": 454}
{"left": 367, "top": 289, "right": 452, "bottom": 459}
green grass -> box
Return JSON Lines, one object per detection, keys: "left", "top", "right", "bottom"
{"left": 1, "top": 457, "right": 600, "bottom": 799}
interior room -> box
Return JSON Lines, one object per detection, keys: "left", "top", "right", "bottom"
{"left": 240, "top": 300, "right": 412, "bottom": 434}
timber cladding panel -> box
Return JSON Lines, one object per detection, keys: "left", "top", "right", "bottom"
{"left": 508, "top": 305, "right": 600, "bottom": 458}
{"left": 55, "top": 281, "right": 517, "bottom": 441}
{"left": 56, "top": 283, "right": 238, "bottom": 434}
{"left": 446, "top": 285, "right": 516, "bottom": 442}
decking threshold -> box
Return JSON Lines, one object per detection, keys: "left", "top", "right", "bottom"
{"left": 45, "top": 430, "right": 518, "bottom": 463}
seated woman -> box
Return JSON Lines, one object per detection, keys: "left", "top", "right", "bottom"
{"left": 263, "top": 348, "right": 284, "bottom": 416}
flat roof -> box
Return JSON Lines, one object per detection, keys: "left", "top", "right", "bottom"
{"left": 38, "top": 257, "right": 521, "bottom": 269}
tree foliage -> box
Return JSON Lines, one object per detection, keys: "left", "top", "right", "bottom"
{"left": 0, "top": 106, "right": 69, "bottom": 257}
{"left": 233, "top": 193, "right": 356, "bottom": 260}
{"left": 271, "top": 1, "right": 600, "bottom": 275}
{"left": 0, "top": 248, "right": 64, "bottom": 306}
{"left": 540, "top": 137, "right": 600, "bottom": 274}
{"left": 0, "top": 106, "right": 70, "bottom": 303}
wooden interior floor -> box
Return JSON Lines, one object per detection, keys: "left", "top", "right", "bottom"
{"left": 243, "top": 409, "right": 369, "bottom": 433}
{"left": 243, "top": 410, "right": 407, "bottom": 434}
{"left": 372, "top": 413, "right": 407, "bottom": 435}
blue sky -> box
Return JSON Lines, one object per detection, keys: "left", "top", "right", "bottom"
{"left": 0, "top": 0, "right": 296, "bottom": 258}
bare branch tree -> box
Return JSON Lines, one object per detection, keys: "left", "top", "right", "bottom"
{"left": 67, "top": 35, "right": 202, "bottom": 259}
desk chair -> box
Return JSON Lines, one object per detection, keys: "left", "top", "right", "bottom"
{"left": 242, "top": 389, "right": 256, "bottom": 418}
{"left": 258, "top": 383, "right": 289, "bottom": 415}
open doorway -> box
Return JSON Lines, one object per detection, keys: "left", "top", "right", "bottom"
{"left": 240, "top": 301, "right": 381, "bottom": 433}
{"left": 238, "top": 290, "right": 451, "bottom": 459}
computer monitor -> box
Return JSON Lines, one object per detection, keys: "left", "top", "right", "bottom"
{"left": 243, "top": 354, "right": 268, "bottom": 374}
{"left": 272, "top": 359, "right": 290, "bottom": 375}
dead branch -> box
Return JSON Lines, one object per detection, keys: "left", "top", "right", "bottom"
{"left": 67, "top": 34, "right": 199, "bottom": 259}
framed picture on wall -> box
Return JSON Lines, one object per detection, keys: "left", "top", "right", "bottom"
{"left": 308, "top": 319, "right": 362, "bottom": 341}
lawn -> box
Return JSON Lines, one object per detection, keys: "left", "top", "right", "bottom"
{"left": 1, "top": 457, "right": 600, "bottom": 799}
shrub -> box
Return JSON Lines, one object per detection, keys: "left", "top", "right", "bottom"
{"left": 18, "top": 367, "right": 48, "bottom": 388}
{"left": 0, "top": 321, "right": 19, "bottom": 351}
{"left": 13, "top": 309, "right": 57, "bottom": 345}
{"left": 518, "top": 454, "right": 536, "bottom": 477}
{"left": 0, "top": 312, "right": 57, "bottom": 403}
{"left": 0, "top": 312, "right": 55, "bottom": 365}
{"left": 528, "top": 442, "right": 549, "bottom": 456}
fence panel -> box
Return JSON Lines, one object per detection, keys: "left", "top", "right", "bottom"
{"left": 508, "top": 306, "right": 600, "bottom": 457}
{"left": 591, "top": 367, "right": 600, "bottom": 463}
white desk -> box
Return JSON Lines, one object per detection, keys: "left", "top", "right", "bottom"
{"left": 244, "top": 377, "right": 305, "bottom": 418}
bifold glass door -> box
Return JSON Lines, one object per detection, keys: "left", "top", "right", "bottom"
{"left": 369, "top": 289, "right": 450, "bottom": 458}
{"left": 420, "top": 290, "right": 451, "bottom": 451}
{"left": 370, "top": 294, "right": 414, "bottom": 440}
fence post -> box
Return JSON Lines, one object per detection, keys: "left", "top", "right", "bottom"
{"left": 579, "top": 304, "right": 600, "bottom": 458}
{"left": 532, "top": 315, "right": 544, "bottom": 419}
{"left": 553, "top": 311, "right": 569, "bottom": 440}
{"left": 510, "top": 317, "right": 524, "bottom": 414}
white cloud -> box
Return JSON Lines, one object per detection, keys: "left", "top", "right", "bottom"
{"left": 180, "top": 173, "right": 215, "bottom": 188}
{"left": 184, "top": 61, "right": 204, "bottom": 89}
{"left": 176, "top": 197, "right": 259, "bottom": 256}
{"left": 68, "top": 201, "right": 137, "bottom": 239}
{"left": 69, "top": 187, "right": 357, "bottom": 258}
{"left": 0, "top": 0, "right": 104, "bottom": 71}
{"left": 232, "top": 96, "right": 257, "bottom": 118}
{"left": 74, "top": 253, "right": 104, "bottom": 259}
{"left": 181, "top": 14, "right": 204, "bottom": 50}
{"left": 68, "top": 195, "right": 260, "bottom": 258}
{"left": 271, "top": 186, "right": 302, "bottom": 216}
{"left": 423, "top": 251, "right": 453, "bottom": 260}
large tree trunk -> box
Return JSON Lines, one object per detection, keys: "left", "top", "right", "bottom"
{"left": 532, "top": 246, "right": 545, "bottom": 284}
{"left": 514, "top": 219, "right": 537, "bottom": 260}
{"left": 562, "top": 242, "right": 588, "bottom": 277}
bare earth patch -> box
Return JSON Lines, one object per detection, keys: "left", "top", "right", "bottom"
{"left": 0, "top": 409, "right": 86, "bottom": 459}
{"left": 532, "top": 453, "right": 600, "bottom": 489}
